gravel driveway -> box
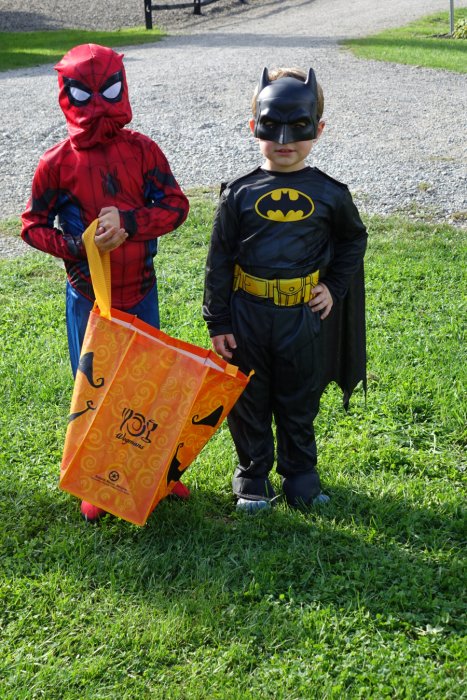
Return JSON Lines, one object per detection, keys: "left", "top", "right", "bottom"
{"left": 1, "top": 0, "right": 466, "bottom": 258}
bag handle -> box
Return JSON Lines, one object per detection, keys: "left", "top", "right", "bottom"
{"left": 82, "top": 220, "right": 112, "bottom": 320}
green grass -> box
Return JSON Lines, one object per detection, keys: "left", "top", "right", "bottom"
{"left": 0, "top": 27, "right": 164, "bottom": 72}
{"left": 343, "top": 10, "right": 467, "bottom": 73}
{"left": 0, "top": 198, "right": 466, "bottom": 698}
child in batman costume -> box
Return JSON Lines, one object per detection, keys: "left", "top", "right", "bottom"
{"left": 21, "top": 44, "right": 190, "bottom": 521}
{"left": 203, "top": 67, "right": 367, "bottom": 512}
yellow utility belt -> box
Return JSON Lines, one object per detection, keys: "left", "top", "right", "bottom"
{"left": 233, "top": 264, "right": 319, "bottom": 307}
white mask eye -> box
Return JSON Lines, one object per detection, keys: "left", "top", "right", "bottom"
{"left": 102, "top": 81, "right": 122, "bottom": 100}
{"left": 70, "top": 86, "right": 92, "bottom": 103}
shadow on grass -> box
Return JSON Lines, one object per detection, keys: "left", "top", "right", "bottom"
{"left": 346, "top": 36, "right": 467, "bottom": 53}
{"left": 1, "top": 480, "right": 464, "bottom": 634}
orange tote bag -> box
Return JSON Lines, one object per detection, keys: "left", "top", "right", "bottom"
{"left": 60, "top": 220, "right": 251, "bottom": 525}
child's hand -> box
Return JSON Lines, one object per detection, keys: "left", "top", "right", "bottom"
{"left": 98, "top": 206, "right": 120, "bottom": 232}
{"left": 94, "top": 226, "right": 128, "bottom": 252}
{"left": 95, "top": 206, "right": 128, "bottom": 252}
{"left": 212, "top": 333, "right": 237, "bottom": 361}
{"left": 308, "top": 283, "right": 333, "bottom": 320}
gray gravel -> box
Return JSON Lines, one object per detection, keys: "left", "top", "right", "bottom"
{"left": 1, "top": 0, "right": 466, "bottom": 259}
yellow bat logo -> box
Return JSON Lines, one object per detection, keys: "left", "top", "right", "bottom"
{"left": 255, "top": 188, "right": 314, "bottom": 221}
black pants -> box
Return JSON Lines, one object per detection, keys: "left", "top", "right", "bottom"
{"left": 229, "top": 293, "right": 323, "bottom": 506}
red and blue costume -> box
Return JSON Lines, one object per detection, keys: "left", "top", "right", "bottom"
{"left": 21, "top": 44, "right": 190, "bottom": 517}
{"left": 21, "top": 44, "right": 189, "bottom": 372}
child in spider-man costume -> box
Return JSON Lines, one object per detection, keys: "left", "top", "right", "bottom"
{"left": 21, "top": 44, "right": 190, "bottom": 521}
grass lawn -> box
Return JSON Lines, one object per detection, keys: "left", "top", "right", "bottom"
{"left": 342, "top": 9, "right": 467, "bottom": 73}
{"left": 0, "top": 196, "right": 465, "bottom": 698}
{"left": 0, "top": 27, "right": 164, "bottom": 72}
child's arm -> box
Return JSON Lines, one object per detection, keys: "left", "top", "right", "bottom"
{"left": 319, "top": 188, "right": 367, "bottom": 302}
{"left": 203, "top": 192, "right": 240, "bottom": 344}
{"left": 21, "top": 158, "right": 86, "bottom": 261}
{"left": 114, "top": 138, "right": 189, "bottom": 242}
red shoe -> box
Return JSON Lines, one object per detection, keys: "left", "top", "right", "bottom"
{"left": 170, "top": 481, "right": 191, "bottom": 499}
{"left": 80, "top": 500, "right": 107, "bottom": 522}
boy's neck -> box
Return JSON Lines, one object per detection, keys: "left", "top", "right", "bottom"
{"left": 261, "top": 160, "right": 310, "bottom": 173}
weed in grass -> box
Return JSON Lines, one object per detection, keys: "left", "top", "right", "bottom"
{"left": 450, "top": 210, "right": 467, "bottom": 223}
{"left": 417, "top": 181, "right": 431, "bottom": 192}
{"left": 453, "top": 18, "right": 467, "bottom": 39}
{"left": 0, "top": 218, "right": 22, "bottom": 237}
{"left": 0, "top": 205, "right": 466, "bottom": 698}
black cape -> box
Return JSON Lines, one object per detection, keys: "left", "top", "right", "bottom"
{"left": 315, "top": 262, "right": 366, "bottom": 409}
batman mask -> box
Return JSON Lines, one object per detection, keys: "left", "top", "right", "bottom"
{"left": 254, "top": 67, "right": 319, "bottom": 144}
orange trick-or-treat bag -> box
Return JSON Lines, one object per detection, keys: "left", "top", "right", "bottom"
{"left": 60, "top": 220, "right": 251, "bottom": 525}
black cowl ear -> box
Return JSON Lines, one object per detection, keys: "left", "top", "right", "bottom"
{"left": 304, "top": 68, "right": 318, "bottom": 98}
{"left": 258, "top": 66, "right": 271, "bottom": 93}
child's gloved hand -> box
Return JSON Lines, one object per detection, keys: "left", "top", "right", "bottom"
{"left": 308, "top": 283, "right": 333, "bottom": 319}
{"left": 212, "top": 333, "right": 237, "bottom": 361}
{"left": 95, "top": 206, "right": 128, "bottom": 252}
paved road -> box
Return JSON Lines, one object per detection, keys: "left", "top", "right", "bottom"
{"left": 1, "top": 0, "right": 466, "bottom": 245}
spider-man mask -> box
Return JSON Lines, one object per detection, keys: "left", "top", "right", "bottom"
{"left": 254, "top": 67, "right": 319, "bottom": 144}
{"left": 55, "top": 44, "right": 132, "bottom": 150}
